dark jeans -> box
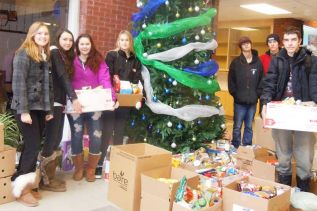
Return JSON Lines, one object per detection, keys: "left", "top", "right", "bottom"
{"left": 232, "top": 102, "right": 256, "bottom": 148}
{"left": 41, "top": 106, "right": 64, "bottom": 157}
{"left": 68, "top": 111, "right": 103, "bottom": 155}
{"left": 12, "top": 110, "right": 46, "bottom": 181}
{"left": 98, "top": 108, "right": 130, "bottom": 166}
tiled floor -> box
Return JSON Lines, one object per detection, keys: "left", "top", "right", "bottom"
{"left": 0, "top": 172, "right": 122, "bottom": 211}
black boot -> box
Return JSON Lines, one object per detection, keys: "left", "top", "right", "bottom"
{"left": 296, "top": 176, "right": 310, "bottom": 192}
{"left": 278, "top": 174, "right": 292, "bottom": 186}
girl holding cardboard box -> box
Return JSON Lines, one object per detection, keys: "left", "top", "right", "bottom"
{"left": 38, "top": 29, "right": 82, "bottom": 192}
{"left": 95, "top": 30, "right": 143, "bottom": 178}
{"left": 68, "top": 34, "right": 115, "bottom": 182}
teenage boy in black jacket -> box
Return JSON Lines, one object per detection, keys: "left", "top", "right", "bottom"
{"left": 228, "top": 36, "right": 263, "bottom": 149}
{"left": 261, "top": 26, "right": 317, "bottom": 191}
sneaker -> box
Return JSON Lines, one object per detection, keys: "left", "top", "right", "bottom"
{"left": 95, "top": 166, "right": 103, "bottom": 179}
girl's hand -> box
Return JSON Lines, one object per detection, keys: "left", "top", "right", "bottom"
{"left": 45, "top": 114, "right": 54, "bottom": 121}
{"left": 94, "top": 85, "right": 103, "bottom": 90}
{"left": 72, "top": 99, "right": 83, "bottom": 113}
{"left": 21, "top": 113, "right": 32, "bottom": 124}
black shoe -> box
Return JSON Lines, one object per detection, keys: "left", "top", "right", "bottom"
{"left": 296, "top": 176, "right": 310, "bottom": 192}
{"left": 95, "top": 166, "right": 103, "bottom": 179}
{"left": 278, "top": 174, "right": 292, "bottom": 186}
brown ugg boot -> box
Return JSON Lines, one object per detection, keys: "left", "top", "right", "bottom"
{"left": 39, "top": 159, "right": 66, "bottom": 192}
{"left": 31, "top": 189, "right": 42, "bottom": 200}
{"left": 17, "top": 188, "right": 39, "bottom": 207}
{"left": 38, "top": 153, "right": 66, "bottom": 192}
{"left": 46, "top": 158, "right": 66, "bottom": 185}
{"left": 12, "top": 173, "right": 40, "bottom": 207}
{"left": 72, "top": 153, "right": 84, "bottom": 181}
{"left": 86, "top": 153, "right": 101, "bottom": 182}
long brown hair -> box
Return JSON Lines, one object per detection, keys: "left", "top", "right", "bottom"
{"left": 56, "top": 29, "right": 75, "bottom": 77}
{"left": 115, "top": 30, "right": 135, "bottom": 54}
{"left": 75, "top": 34, "right": 103, "bottom": 73}
{"left": 17, "top": 21, "right": 50, "bottom": 62}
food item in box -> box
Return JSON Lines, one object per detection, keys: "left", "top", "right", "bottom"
{"left": 175, "top": 176, "right": 221, "bottom": 210}
{"left": 131, "top": 83, "right": 140, "bottom": 94}
{"left": 237, "top": 181, "right": 280, "bottom": 199}
{"left": 119, "top": 80, "right": 132, "bottom": 94}
{"left": 113, "top": 75, "right": 120, "bottom": 93}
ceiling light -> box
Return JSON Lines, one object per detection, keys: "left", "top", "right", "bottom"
{"left": 232, "top": 27, "right": 258, "bottom": 31}
{"left": 240, "top": 3, "right": 291, "bottom": 15}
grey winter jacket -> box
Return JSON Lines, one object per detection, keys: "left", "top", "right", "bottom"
{"left": 11, "top": 49, "right": 53, "bottom": 114}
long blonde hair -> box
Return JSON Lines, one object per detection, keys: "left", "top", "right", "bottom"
{"left": 17, "top": 21, "right": 50, "bottom": 62}
{"left": 115, "top": 30, "right": 135, "bottom": 54}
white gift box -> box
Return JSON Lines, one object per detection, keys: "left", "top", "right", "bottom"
{"left": 265, "top": 101, "right": 317, "bottom": 132}
{"left": 65, "top": 88, "right": 113, "bottom": 113}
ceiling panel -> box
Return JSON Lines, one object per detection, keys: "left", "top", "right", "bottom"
{"left": 219, "top": 0, "right": 317, "bottom": 22}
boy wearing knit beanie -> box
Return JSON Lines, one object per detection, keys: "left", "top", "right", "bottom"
{"left": 260, "top": 33, "right": 280, "bottom": 75}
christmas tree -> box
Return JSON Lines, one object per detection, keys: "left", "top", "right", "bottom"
{"left": 128, "top": 0, "right": 225, "bottom": 153}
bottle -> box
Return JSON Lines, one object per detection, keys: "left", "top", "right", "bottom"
{"left": 113, "top": 75, "right": 120, "bottom": 93}
{"left": 104, "top": 145, "right": 111, "bottom": 181}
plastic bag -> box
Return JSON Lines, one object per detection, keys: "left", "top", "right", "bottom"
{"left": 291, "top": 188, "right": 317, "bottom": 211}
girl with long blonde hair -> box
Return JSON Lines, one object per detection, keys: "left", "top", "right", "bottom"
{"left": 11, "top": 21, "right": 54, "bottom": 207}
{"left": 95, "top": 30, "right": 142, "bottom": 178}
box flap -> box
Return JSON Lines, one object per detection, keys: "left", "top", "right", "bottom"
{"left": 252, "top": 158, "right": 276, "bottom": 181}
{"left": 113, "top": 143, "right": 172, "bottom": 158}
{"left": 237, "top": 146, "right": 269, "bottom": 161}
{"left": 141, "top": 167, "right": 199, "bottom": 211}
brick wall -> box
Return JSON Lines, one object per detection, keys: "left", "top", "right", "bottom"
{"left": 79, "top": 0, "right": 138, "bottom": 55}
{"left": 273, "top": 18, "right": 304, "bottom": 41}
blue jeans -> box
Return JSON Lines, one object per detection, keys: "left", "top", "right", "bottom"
{"left": 272, "top": 129, "right": 316, "bottom": 180}
{"left": 232, "top": 103, "right": 256, "bottom": 148}
{"left": 68, "top": 111, "right": 103, "bottom": 155}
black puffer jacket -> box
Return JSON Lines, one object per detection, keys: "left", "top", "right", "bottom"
{"left": 105, "top": 50, "right": 142, "bottom": 84}
{"left": 50, "top": 48, "right": 77, "bottom": 105}
{"left": 228, "top": 49, "right": 263, "bottom": 105}
{"left": 260, "top": 47, "right": 317, "bottom": 105}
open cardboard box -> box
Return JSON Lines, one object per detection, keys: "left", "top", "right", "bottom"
{"left": 0, "top": 145, "right": 16, "bottom": 178}
{"left": 140, "top": 166, "right": 200, "bottom": 211}
{"left": 223, "top": 176, "right": 291, "bottom": 211}
{"left": 108, "top": 143, "right": 172, "bottom": 211}
{"left": 265, "top": 102, "right": 317, "bottom": 132}
{"left": 116, "top": 93, "right": 143, "bottom": 107}
{"left": 236, "top": 146, "right": 276, "bottom": 181}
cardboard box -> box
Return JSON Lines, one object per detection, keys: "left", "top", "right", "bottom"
{"left": 173, "top": 200, "right": 222, "bottom": 211}
{"left": 108, "top": 143, "right": 172, "bottom": 211}
{"left": 0, "top": 122, "right": 3, "bottom": 151}
{"left": 116, "top": 93, "right": 143, "bottom": 107}
{"left": 223, "top": 176, "right": 291, "bottom": 211}
{"left": 0, "top": 145, "right": 16, "bottom": 178}
{"left": 254, "top": 116, "right": 275, "bottom": 151}
{"left": 0, "top": 176, "right": 15, "bottom": 205}
{"left": 236, "top": 146, "right": 276, "bottom": 181}
{"left": 65, "top": 88, "right": 114, "bottom": 113}
{"left": 140, "top": 166, "right": 200, "bottom": 211}
{"left": 265, "top": 102, "right": 317, "bottom": 132}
